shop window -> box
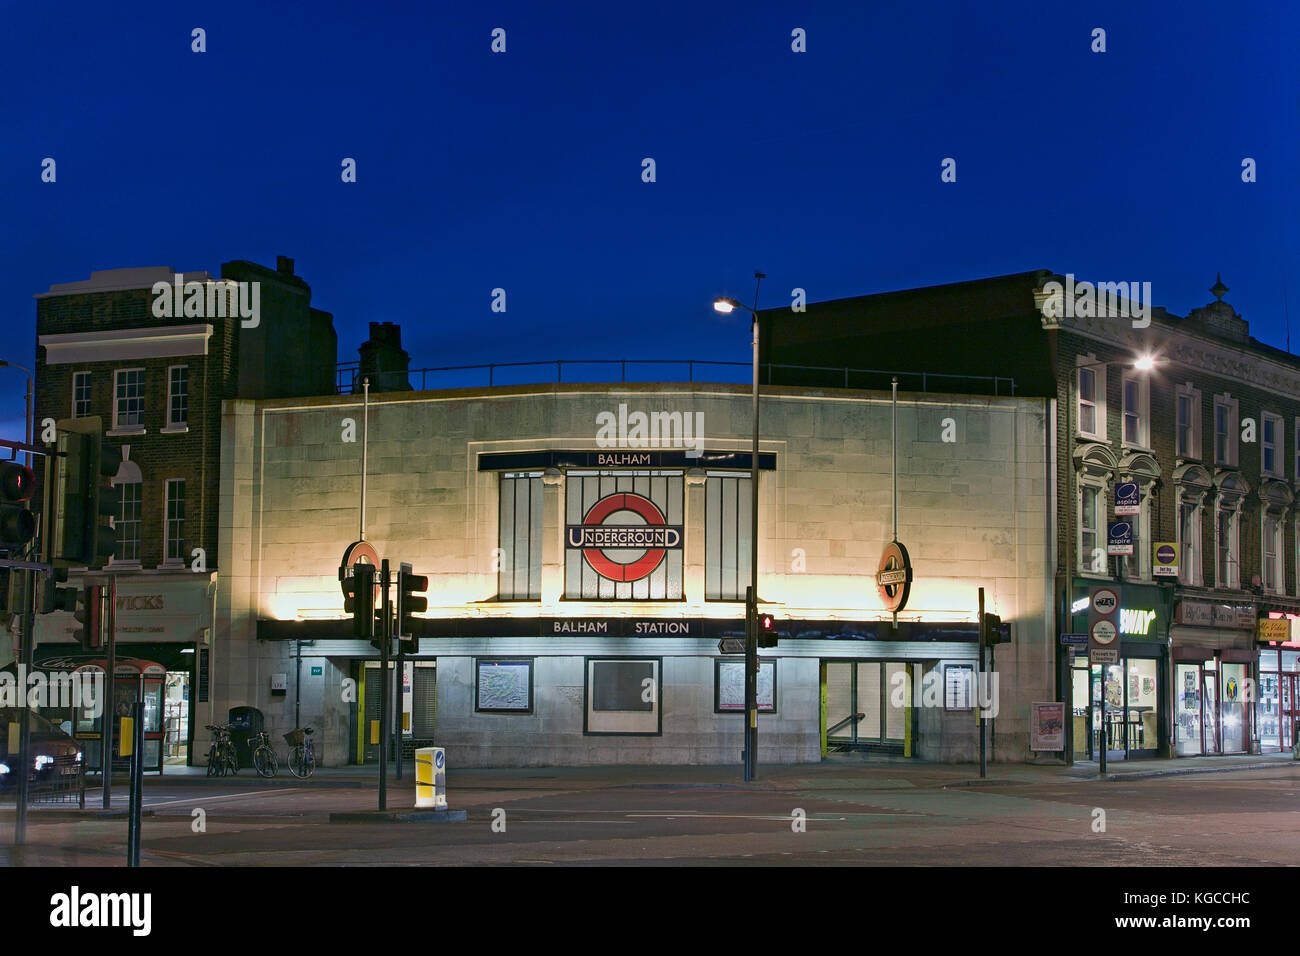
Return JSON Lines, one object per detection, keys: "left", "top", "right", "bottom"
{"left": 706, "top": 472, "right": 752, "bottom": 601}
{"left": 497, "top": 472, "right": 543, "bottom": 600}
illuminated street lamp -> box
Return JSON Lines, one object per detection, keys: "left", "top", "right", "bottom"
{"left": 713, "top": 274, "right": 764, "bottom": 781}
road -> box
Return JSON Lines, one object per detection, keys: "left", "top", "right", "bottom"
{"left": 3, "top": 759, "right": 1298, "bottom": 866}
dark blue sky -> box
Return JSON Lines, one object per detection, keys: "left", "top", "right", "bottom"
{"left": 2, "top": 0, "right": 1295, "bottom": 437}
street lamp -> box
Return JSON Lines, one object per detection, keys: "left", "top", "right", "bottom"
{"left": 0, "top": 359, "right": 33, "bottom": 452}
{"left": 713, "top": 271, "right": 765, "bottom": 781}
{"left": 1065, "top": 353, "right": 1159, "bottom": 775}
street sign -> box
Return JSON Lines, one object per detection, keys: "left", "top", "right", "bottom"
{"left": 1090, "top": 619, "right": 1117, "bottom": 643}
{"left": 1090, "top": 647, "right": 1119, "bottom": 664}
{"left": 1059, "top": 632, "right": 1089, "bottom": 646}
{"left": 717, "top": 637, "right": 745, "bottom": 655}
{"left": 1090, "top": 588, "right": 1119, "bottom": 616}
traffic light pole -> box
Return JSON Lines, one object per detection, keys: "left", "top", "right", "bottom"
{"left": 978, "top": 586, "right": 987, "bottom": 780}
{"left": 13, "top": 566, "right": 38, "bottom": 847}
{"left": 100, "top": 583, "right": 114, "bottom": 808}
{"left": 378, "top": 558, "right": 390, "bottom": 811}
{"left": 394, "top": 609, "right": 403, "bottom": 782}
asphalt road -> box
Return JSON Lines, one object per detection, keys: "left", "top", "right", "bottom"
{"left": 3, "top": 762, "right": 1299, "bottom": 866}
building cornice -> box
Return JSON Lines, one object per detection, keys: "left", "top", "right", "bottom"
{"left": 39, "top": 324, "right": 213, "bottom": 365}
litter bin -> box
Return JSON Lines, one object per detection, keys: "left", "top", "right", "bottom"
{"left": 227, "top": 706, "right": 264, "bottom": 770}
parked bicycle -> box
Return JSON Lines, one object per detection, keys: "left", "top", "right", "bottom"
{"left": 205, "top": 724, "right": 238, "bottom": 777}
{"left": 285, "top": 726, "right": 315, "bottom": 778}
{"left": 251, "top": 730, "right": 278, "bottom": 778}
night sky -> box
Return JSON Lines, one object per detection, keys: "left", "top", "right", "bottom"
{"left": 2, "top": 0, "right": 1295, "bottom": 438}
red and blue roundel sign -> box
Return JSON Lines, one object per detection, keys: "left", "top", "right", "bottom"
{"left": 566, "top": 493, "right": 683, "bottom": 582}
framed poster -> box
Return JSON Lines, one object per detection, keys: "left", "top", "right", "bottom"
{"left": 475, "top": 658, "right": 533, "bottom": 713}
{"left": 584, "top": 657, "right": 663, "bottom": 735}
{"left": 714, "top": 659, "right": 777, "bottom": 713}
{"left": 944, "top": 664, "right": 975, "bottom": 710}
{"left": 1030, "top": 701, "right": 1066, "bottom": 751}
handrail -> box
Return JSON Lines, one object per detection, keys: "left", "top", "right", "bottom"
{"left": 826, "top": 713, "right": 865, "bottom": 736}
{"left": 336, "top": 359, "right": 1016, "bottom": 397}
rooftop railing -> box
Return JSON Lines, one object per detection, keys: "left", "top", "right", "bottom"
{"left": 335, "top": 359, "right": 1017, "bottom": 397}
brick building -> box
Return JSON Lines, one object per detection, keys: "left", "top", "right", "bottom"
{"left": 30, "top": 256, "right": 336, "bottom": 768}
{"left": 764, "top": 270, "right": 1300, "bottom": 760}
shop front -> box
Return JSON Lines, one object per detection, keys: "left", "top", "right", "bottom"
{"left": 1069, "top": 580, "right": 1170, "bottom": 761}
{"left": 33, "top": 571, "right": 217, "bottom": 767}
{"left": 1257, "top": 616, "right": 1300, "bottom": 753}
{"left": 1169, "top": 597, "right": 1257, "bottom": 756}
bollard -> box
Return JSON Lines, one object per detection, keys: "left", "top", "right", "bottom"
{"left": 414, "top": 747, "right": 447, "bottom": 809}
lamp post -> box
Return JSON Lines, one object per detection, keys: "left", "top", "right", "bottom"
{"left": 0, "top": 359, "right": 33, "bottom": 455}
{"left": 1066, "top": 353, "right": 1158, "bottom": 776}
{"left": 713, "top": 271, "right": 765, "bottom": 781}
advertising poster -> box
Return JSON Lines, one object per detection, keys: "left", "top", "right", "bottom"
{"left": 1030, "top": 701, "right": 1066, "bottom": 751}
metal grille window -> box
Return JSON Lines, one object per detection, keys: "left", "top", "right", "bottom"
{"left": 497, "top": 472, "right": 543, "bottom": 600}
{"left": 114, "top": 369, "right": 145, "bottom": 429}
{"left": 116, "top": 481, "right": 142, "bottom": 562}
{"left": 168, "top": 366, "right": 188, "bottom": 426}
{"left": 72, "top": 372, "right": 91, "bottom": 418}
{"left": 411, "top": 664, "right": 437, "bottom": 737}
{"left": 706, "top": 473, "right": 752, "bottom": 601}
{"left": 565, "top": 471, "right": 683, "bottom": 600}
{"left": 165, "top": 479, "right": 185, "bottom": 562}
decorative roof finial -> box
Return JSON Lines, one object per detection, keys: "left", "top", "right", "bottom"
{"left": 1211, "top": 273, "right": 1229, "bottom": 302}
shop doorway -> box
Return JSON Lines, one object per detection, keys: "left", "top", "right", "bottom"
{"left": 1071, "top": 656, "right": 1160, "bottom": 761}
{"left": 164, "top": 671, "right": 190, "bottom": 765}
{"left": 1174, "top": 657, "right": 1250, "bottom": 756}
{"left": 822, "top": 660, "right": 909, "bottom": 754}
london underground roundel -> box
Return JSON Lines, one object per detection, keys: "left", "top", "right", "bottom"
{"left": 565, "top": 493, "right": 683, "bottom": 583}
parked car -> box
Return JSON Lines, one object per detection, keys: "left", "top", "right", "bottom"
{"left": 0, "top": 707, "right": 82, "bottom": 790}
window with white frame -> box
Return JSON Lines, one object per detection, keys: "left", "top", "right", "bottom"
{"left": 1216, "top": 507, "right": 1239, "bottom": 589}
{"left": 116, "top": 481, "right": 142, "bottom": 563}
{"left": 1214, "top": 395, "right": 1239, "bottom": 467}
{"left": 113, "top": 369, "right": 145, "bottom": 430}
{"left": 1262, "top": 412, "right": 1283, "bottom": 478}
{"left": 1178, "top": 499, "right": 1202, "bottom": 587}
{"left": 1124, "top": 496, "right": 1153, "bottom": 581}
{"left": 1122, "top": 375, "right": 1148, "bottom": 447}
{"left": 72, "top": 371, "right": 91, "bottom": 418}
{"left": 1175, "top": 384, "right": 1201, "bottom": 459}
{"left": 1077, "top": 366, "right": 1100, "bottom": 437}
{"left": 168, "top": 366, "right": 189, "bottom": 427}
{"left": 164, "top": 479, "right": 185, "bottom": 563}
{"left": 1263, "top": 515, "right": 1283, "bottom": 594}
{"left": 1079, "top": 482, "right": 1106, "bottom": 574}
{"left": 1295, "top": 418, "right": 1300, "bottom": 485}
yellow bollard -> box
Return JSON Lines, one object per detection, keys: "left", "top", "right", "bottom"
{"left": 119, "top": 717, "right": 134, "bottom": 757}
{"left": 369, "top": 719, "right": 379, "bottom": 745}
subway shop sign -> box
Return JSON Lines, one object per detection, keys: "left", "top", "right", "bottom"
{"left": 1071, "top": 594, "right": 1161, "bottom": 637}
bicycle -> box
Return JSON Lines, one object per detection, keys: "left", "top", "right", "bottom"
{"left": 285, "top": 726, "right": 315, "bottom": 778}
{"left": 204, "top": 724, "right": 238, "bottom": 777}
{"left": 251, "top": 730, "right": 278, "bottom": 778}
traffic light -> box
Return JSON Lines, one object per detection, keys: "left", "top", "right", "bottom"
{"left": 757, "top": 612, "right": 778, "bottom": 648}
{"left": 343, "top": 562, "right": 377, "bottom": 640}
{"left": 52, "top": 418, "right": 121, "bottom": 569}
{"left": 397, "top": 563, "right": 428, "bottom": 643}
{"left": 72, "top": 584, "right": 104, "bottom": 650}
{"left": 38, "top": 566, "right": 77, "bottom": 615}
{"left": 1, "top": 460, "right": 36, "bottom": 553}
{"left": 982, "top": 612, "right": 1010, "bottom": 646}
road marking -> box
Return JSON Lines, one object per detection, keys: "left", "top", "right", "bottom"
{"left": 147, "top": 788, "right": 303, "bottom": 808}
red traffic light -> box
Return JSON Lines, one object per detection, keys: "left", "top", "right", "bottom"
{"left": 760, "top": 614, "right": 774, "bottom": 630}
{"left": 2, "top": 462, "right": 34, "bottom": 502}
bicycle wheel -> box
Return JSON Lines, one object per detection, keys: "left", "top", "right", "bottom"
{"left": 224, "top": 748, "right": 238, "bottom": 776}
{"left": 206, "top": 745, "right": 219, "bottom": 777}
{"left": 253, "top": 746, "right": 276, "bottom": 778}
{"left": 303, "top": 746, "right": 315, "bottom": 778}
{"left": 288, "top": 744, "right": 306, "bottom": 778}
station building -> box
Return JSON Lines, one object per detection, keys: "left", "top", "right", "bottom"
{"left": 216, "top": 380, "right": 1053, "bottom": 767}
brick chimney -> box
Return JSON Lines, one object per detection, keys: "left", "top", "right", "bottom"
{"left": 357, "top": 321, "right": 411, "bottom": 391}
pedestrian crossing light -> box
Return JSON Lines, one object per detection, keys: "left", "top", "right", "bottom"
{"left": 758, "top": 612, "right": 778, "bottom": 648}
{"left": 397, "top": 563, "right": 428, "bottom": 643}
{"left": 343, "top": 562, "right": 377, "bottom": 641}
{"left": 73, "top": 586, "right": 103, "bottom": 650}
{"left": 982, "top": 612, "right": 1009, "bottom": 646}
{"left": 0, "top": 460, "right": 36, "bottom": 553}
{"left": 53, "top": 418, "right": 121, "bottom": 569}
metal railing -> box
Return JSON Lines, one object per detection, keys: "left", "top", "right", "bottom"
{"left": 336, "top": 359, "right": 1016, "bottom": 396}
{"left": 0, "top": 755, "right": 86, "bottom": 809}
